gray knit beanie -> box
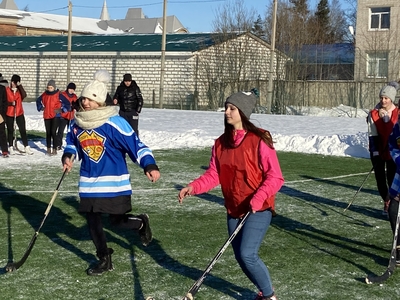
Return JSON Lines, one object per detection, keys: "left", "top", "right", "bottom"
{"left": 379, "top": 85, "right": 397, "bottom": 102}
{"left": 47, "top": 79, "right": 56, "bottom": 89}
{"left": 225, "top": 91, "right": 257, "bottom": 119}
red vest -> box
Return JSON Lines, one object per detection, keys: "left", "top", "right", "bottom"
{"left": 371, "top": 108, "right": 399, "bottom": 160}
{"left": 40, "top": 91, "right": 62, "bottom": 119}
{"left": 61, "top": 91, "right": 77, "bottom": 120}
{"left": 214, "top": 131, "right": 275, "bottom": 218}
{"left": 6, "top": 87, "right": 24, "bottom": 117}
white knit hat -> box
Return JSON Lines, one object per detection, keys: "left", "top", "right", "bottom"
{"left": 80, "top": 69, "right": 110, "bottom": 104}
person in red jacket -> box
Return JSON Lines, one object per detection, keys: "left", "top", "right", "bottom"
{"left": 36, "top": 79, "right": 71, "bottom": 156}
{"left": 178, "top": 90, "right": 284, "bottom": 300}
{"left": 56, "top": 82, "right": 77, "bottom": 150}
{"left": 5, "top": 74, "right": 32, "bottom": 155}
{"left": 367, "top": 84, "right": 399, "bottom": 216}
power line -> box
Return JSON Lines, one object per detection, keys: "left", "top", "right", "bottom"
{"left": 37, "top": 1, "right": 226, "bottom": 15}
{"left": 39, "top": 0, "right": 226, "bottom": 12}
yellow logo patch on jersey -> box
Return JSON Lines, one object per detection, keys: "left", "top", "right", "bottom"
{"left": 78, "top": 130, "right": 106, "bottom": 162}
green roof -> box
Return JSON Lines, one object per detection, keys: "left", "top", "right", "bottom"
{"left": 0, "top": 33, "right": 219, "bottom": 52}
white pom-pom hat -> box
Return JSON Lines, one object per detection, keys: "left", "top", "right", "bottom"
{"left": 80, "top": 69, "right": 110, "bottom": 104}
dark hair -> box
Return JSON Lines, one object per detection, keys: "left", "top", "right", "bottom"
{"left": 221, "top": 109, "right": 274, "bottom": 149}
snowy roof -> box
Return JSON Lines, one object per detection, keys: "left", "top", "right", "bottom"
{"left": 0, "top": 33, "right": 218, "bottom": 52}
{"left": 100, "top": 16, "right": 187, "bottom": 34}
{"left": 0, "top": 8, "right": 123, "bottom": 34}
{"left": 0, "top": 6, "right": 187, "bottom": 35}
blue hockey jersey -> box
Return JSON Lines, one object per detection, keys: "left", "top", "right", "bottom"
{"left": 64, "top": 115, "right": 156, "bottom": 198}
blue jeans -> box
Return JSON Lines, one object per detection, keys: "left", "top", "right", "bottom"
{"left": 227, "top": 210, "right": 274, "bottom": 298}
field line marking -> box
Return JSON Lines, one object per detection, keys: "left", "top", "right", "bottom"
{"left": 0, "top": 171, "right": 371, "bottom": 194}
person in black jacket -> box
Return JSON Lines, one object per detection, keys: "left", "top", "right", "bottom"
{"left": 0, "top": 73, "right": 9, "bottom": 157}
{"left": 112, "top": 73, "right": 143, "bottom": 136}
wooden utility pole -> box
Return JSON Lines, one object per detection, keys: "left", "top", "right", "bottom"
{"left": 159, "top": 0, "right": 167, "bottom": 109}
{"left": 266, "top": 0, "right": 277, "bottom": 114}
{"left": 67, "top": 0, "right": 72, "bottom": 83}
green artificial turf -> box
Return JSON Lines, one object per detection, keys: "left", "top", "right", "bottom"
{"left": 0, "top": 149, "right": 398, "bottom": 299}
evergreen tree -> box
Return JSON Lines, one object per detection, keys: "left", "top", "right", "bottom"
{"left": 252, "top": 15, "right": 265, "bottom": 38}
{"left": 312, "top": 0, "right": 335, "bottom": 44}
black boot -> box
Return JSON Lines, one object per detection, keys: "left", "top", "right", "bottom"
{"left": 87, "top": 248, "right": 114, "bottom": 276}
{"left": 396, "top": 246, "right": 400, "bottom": 267}
{"left": 138, "top": 214, "right": 152, "bottom": 246}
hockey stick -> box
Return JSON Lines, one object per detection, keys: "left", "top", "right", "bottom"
{"left": 181, "top": 211, "right": 251, "bottom": 300}
{"left": 365, "top": 197, "right": 400, "bottom": 284}
{"left": 5, "top": 155, "right": 74, "bottom": 272}
{"left": 344, "top": 167, "right": 374, "bottom": 211}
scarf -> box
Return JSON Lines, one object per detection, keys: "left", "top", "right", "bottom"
{"left": 74, "top": 106, "right": 119, "bottom": 130}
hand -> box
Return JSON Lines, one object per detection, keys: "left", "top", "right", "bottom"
{"left": 63, "top": 157, "right": 74, "bottom": 173}
{"left": 113, "top": 99, "right": 118, "bottom": 105}
{"left": 41, "top": 107, "right": 45, "bottom": 111}
{"left": 11, "top": 101, "right": 15, "bottom": 106}
{"left": 146, "top": 170, "right": 160, "bottom": 183}
{"left": 178, "top": 186, "right": 193, "bottom": 203}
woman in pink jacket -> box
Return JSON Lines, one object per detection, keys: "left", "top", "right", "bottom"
{"left": 178, "top": 90, "right": 284, "bottom": 300}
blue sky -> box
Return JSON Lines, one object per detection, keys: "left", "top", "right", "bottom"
{"left": 13, "top": 0, "right": 351, "bottom": 33}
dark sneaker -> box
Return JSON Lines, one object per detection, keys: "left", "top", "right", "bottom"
{"left": 138, "top": 214, "right": 152, "bottom": 246}
{"left": 87, "top": 248, "right": 114, "bottom": 276}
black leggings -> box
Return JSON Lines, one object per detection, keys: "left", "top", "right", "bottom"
{"left": 44, "top": 118, "right": 59, "bottom": 149}
{"left": 56, "top": 117, "right": 69, "bottom": 148}
{"left": 0, "top": 121, "right": 7, "bottom": 153}
{"left": 86, "top": 212, "right": 142, "bottom": 257}
{"left": 388, "top": 198, "right": 400, "bottom": 248}
{"left": 5, "top": 115, "right": 29, "bottom": 147}
{"left": 371, "top": 156, "right": 396, "bottom": 201}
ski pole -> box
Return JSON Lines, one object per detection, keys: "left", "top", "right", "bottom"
{"left": 344, "top": 167, "right": 374, "bottom": 212}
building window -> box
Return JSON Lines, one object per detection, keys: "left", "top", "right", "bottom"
{"left": 367, "top": 52, "right": 388, "bottom": 78}
{"left": 370, "top": 7, "right": 390, "bottom": 30}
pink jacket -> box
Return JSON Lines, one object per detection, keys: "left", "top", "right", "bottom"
{"left": 189, "top": 130, "right": 284, "bottom": 211}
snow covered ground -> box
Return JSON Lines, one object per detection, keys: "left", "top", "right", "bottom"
{"left": 0, "top": 103, "right": 370, "bottom": 168}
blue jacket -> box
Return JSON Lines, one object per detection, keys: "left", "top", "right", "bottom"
{"left": 64, "top": 115, "right": 157, "bottom": 198}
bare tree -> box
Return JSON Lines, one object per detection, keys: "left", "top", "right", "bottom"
{"left": 212, "top": 0, "right": 257, "bottom": 33}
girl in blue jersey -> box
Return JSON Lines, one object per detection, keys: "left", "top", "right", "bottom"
{"left": 61, "top": 69, "right": 160, "bottom": 276}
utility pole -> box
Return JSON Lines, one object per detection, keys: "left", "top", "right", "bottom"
{"left": 67, "top": 0, "right": 72, "bottom": 83}
{"left": 266, "top": 0, "right": 277, "bottom": 114}
{"left": 159, "top": 0, "right": 167, "bottom": 109}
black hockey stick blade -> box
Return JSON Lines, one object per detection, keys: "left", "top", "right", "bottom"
{"left": 5, "top": 234, "right": 39, "bottom": 272}
{"left": 181, "top": 211, "right": 251, "bottom": 299}
{"left": 365, "top": 254, "right": 396, "bottom": 284}
{"left": 5, "top": 155, "right": 74, "bottom": 272}
{"left": 365, "top": 197, "right": 400, "bottom": 284}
